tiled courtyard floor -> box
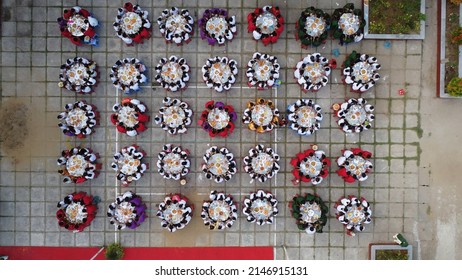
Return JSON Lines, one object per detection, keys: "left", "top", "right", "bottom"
{"left": 0, "top": 0, "right": 429, "bottom": 259}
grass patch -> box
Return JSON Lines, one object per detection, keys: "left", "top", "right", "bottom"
{"left": 369, "top": 0, "right": 424, "bottom": 34}
{"left": 375, "top": 249, "right": 409, "bottom": 260}
{"left": 445, "top": 2, "right": 460, "bottom": 89}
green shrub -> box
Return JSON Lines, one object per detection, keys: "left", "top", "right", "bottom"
{"left": 105, "top": 243, "right": 125, "bottom": 260}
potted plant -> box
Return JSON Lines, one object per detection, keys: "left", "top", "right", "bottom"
{"left": 105, "top": 243, "right": 125, "bottom": 260}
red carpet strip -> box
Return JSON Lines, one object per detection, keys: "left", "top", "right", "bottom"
{"left": 0, "top": 246, "right": 273, "bottom": 260}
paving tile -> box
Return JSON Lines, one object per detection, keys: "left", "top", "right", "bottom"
{"left": 390, "top": 129, "right": 404, "bottom": 143}
{"left": 0, "top": 217, "right": 15, "bottom": 230}
{"left": 405, "top": 99, "right": 420, "bottom": 113}
{"left": 1, "top": 39, "right": 16, "bottom": 52}
{"left": 314, "top": 233, "right": 329, "bottom": 247}
{"left": 314, "top": 247, "right": 328, "bottom": 260}
{"left": 406, "top": 54, "right": 422, "bottom": 70}
{"left": 299, "top": 247, "right": 314, "bottom": 260}
{"left": 404, "top": 203, "right": 419, "bottom": 218}
{"left": 15, "top": 231, "right": 31, "bottom": 245}
{"left": 31, "top": 232, "right": 45, "bottom": 245}
{"left": 388, "top": 218, "right": 404, "bottom": 233}
{"left": 30, "top": 202, "right": 45, "bottom": 216}
{"left": 0, "top": 201, "right": 15, "bottom": 216}
{"left": 90, "top": 232, "right": 105, "bottom": 247}
{"left": 44, "top": 232, "right": 60, "bottom": 246}
{"left": 329, "top": 232, "right": 344, "bottom": 247}
{"left": 286, "top": 247, "right": 300, "bottom": 260}
{"left": 405, "top": 114, "right": 419, "bottom": 128}
{"left": 374, "top": 202, "right": 389, "bottom": 218}
{"left": 376, "top": 40, "right": 392, "bottom": 56}
{"left": 329, "top": 247, "right": 344, "bottom": 259}
{"left": 406, "top": 41, "right": 423, "bottom": 55}
{"left": 405, "top": 160, "right": 419, "bottom": 173}
{"left": 406, "top": 70, "right": 422, "bottom": 85}
{"left": 404, "top": 144, "right": 418, "bottom": 158}
{"left": 391, "top": 40, "right": 406, "bottom": 55}
{"left": 405, "top": 130, "right": 420, "bottom": 143}
{"left": 390, "top": 144, "right": 404, "bottom": 157}
{"left": 75, "top": 232, "right": 90, "bottom": 247}
{"left": 344, "top": 247, "right": 361, "bottom": 259}
{"left": 59, "top": 231, "right": 75, "bottom": 246}
{"left": 15, "top": 216, "right": 31, "bottom": 232}
{"left": 390, "top": 69, "right": 408, "bottom": 87}
{"left": 390, "top": 114, "right": 404, "bottom": 128}
{"left": 14, "top": 202, "right": 30, "bottom": 220}
{"left": 31, "top": 217, "right": 46, "bottom": 232}
{"left": 1, "top": 22, "right": 17, "bottom": 37}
